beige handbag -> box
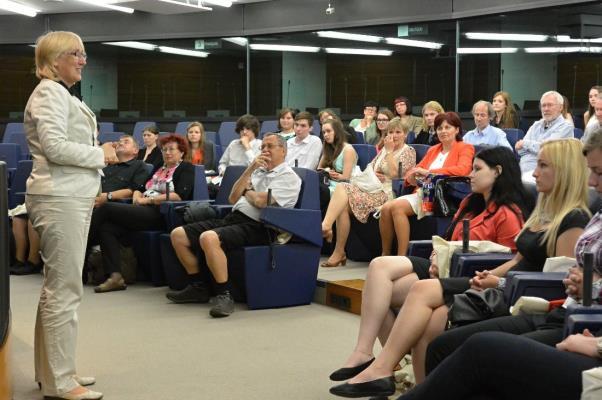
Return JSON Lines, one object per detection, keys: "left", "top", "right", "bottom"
{"left": 351, "top": 164, "right": 383, "bottom": 193}
{"left": 582, "top": 367, "right": 602, "bottom": 400}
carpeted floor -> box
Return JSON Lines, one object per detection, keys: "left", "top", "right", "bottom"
{"left": 8, "top": 273, "right": 364, "bottom": 400}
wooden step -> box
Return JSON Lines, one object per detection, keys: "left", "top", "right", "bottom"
{"left": 325, "top": 279, "right": 364, "bottom": 315}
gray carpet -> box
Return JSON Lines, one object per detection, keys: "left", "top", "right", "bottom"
{"left": 8, "top": 274, "right": 362, "bottom": 400}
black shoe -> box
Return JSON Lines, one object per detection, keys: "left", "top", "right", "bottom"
{"left": 329, "top": 358, "right": 375, "bottom": 381}
{"left": 329, "top": 376, "right": 395, "bottom": 398}
{"left": 166, "top": 283, "right": 210, "bottom": 304}
{"left": 11, "top": 261, "right": 43, "bottom": 275}
{"left": 209, "top": 291, "right": 235, "bottom": 318}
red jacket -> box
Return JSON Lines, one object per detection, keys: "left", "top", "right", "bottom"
{"left": 408, "top": 141, "right": 475, "bottom": 184}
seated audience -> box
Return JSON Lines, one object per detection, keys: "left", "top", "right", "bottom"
{"left": 318, "top": 118, "right": 357, "bottom": 195}
{"left": 379, "top": 112, "right": 475, "bottom": 256}
{"left": 137, "top": 125, "right": 163, "bottom": 173}
{"left": 349, "top": 101, "right": 379, "bottom": 145}
{"left": 328, "top": 138, "right": 591, "bottom": 399}
{"left": 374, "top": 108, "right": 395, "bottom": 152}
{"left": 218, "top": 114, "right": 262, "bottom": 175}
{"left": 328, "top": 146, "right": 531, "bottom": 389}
{"left": 185, "top": 121, "right": 216, "bottom": 171}
{"left": 413, "top": 101, "right": 444, "bottom": 145}
{"left": 393, "top": 96, "right": 422, "bottom": 134}
{"left": 277, "top": 107, "right": 297, "bottom": 141}
{"left": 165, "top": 133, "right": 301, "bottom": 318}
{"left": 516, "top": 90, "right": 573, "bottom": 182}
{"left": 562, "top": 95, "right": 575, "bottom": 126}
{"left": 318, "top": 108, "right": 338, "bottom": 125}
{"left": 286, "top": 111, "right": 322, "bottom": 169}
{"left": 93, "top": 134, "right": 195, "bottom": 293}
{"left": 462, "top": 100, "right": 512, "bottom": 149}
{"left": 584, "top": 85, "right": 602, "bottom": 127}
{"left": 424, "top": 128, "right": 602, "bottom": 376}
{"left": 321, "top": 118, "right": 416, "bottom": 267}
{"left": 583, "top": 92, "right": 602, "bottom": 143}
{"left": 491, "top": 91, "right": 519, "bottom": 129}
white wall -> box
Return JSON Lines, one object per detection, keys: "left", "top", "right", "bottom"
{"left": 80, "top": 57, "right": 118, "bottom": 113}
{"left": 500, "top": 52, "right": 557, "bottom": 110}
{"left": 281, "top": 52, "right": 326, "bottom": 111}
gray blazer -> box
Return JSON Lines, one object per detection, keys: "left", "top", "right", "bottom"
{"left": 24, "top": 79, "right": 105, "bottom": 198}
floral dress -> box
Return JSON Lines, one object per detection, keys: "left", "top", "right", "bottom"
{"left": 343, "top": 144, "right": 416, "bottom": 222}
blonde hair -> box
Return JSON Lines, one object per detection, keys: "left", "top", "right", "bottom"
{"left": 184, "top": 121, "right": 205, "bottom": 162}
{"left": 386, "top": 117, "right": 409, "bottom": 135}
{"left": 35, "top": 31, "right": 84, "bottom": 81}
{"left": 421, "top": 101, "right": 444, "bottom": 131}
{"left": 522, "top": 139, "right": 591, "bottom": 256}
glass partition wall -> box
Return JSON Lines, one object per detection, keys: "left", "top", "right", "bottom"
{"left": 0, "top": 2, "right": 601, "bottom": 129}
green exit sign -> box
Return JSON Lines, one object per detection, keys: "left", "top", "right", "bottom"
{"left": 195, "top": 39, "right": 222, "bottom": 49}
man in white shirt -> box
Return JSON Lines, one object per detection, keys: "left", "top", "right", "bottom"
{"left": 463, "top": 101, "right": 512, "bottom": 149}
{"left": 583, "top": 94, "right": 602, "bottom": 144}
{"left": 166, "top": 133, "right": 301, "bottom": 318}
{"left": 516, "top": 91, "right": 574, "bottom": 182}
{"left": 286, "top": 111, "right": 323, "bottom": 169}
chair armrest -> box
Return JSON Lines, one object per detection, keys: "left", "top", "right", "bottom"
{"left": 563, "top": 304, "right": 602, "bottom": 337}
{"left": 212, "top": 204, "right": 233, "bottom": 218}
{"left": 260, "top": 207, "right": 322, "bottom": 247}
{"left": 504, "top": 272, "right": 566, "bottom": 306}
{"left": 565, "top": 314, "right": 602, "bottom": 337}
{"left": 407, "top": 240, "right": 433, "bottom": 258}
{"left": 391, "top": 178, "right": 404, "bottom": 198}
{"left": 159, "top": 200, "right": 213, "bottom": 231}
{"left": 450, "top": 253, "right": 514, "bottom": 277}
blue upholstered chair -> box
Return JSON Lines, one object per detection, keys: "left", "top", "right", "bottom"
{"left": 351, "top": 144, "right": 377, "bottom": 171}
{"left": 502, "top": 128, "right": 524, "bottom": 149}
{"left": 217, "top": 122, "right": 238, "bottom": 147}
{"left": 133, "top": 121, "right": 157, "bottom": 146}
{"left": 97, "top": 122, "right": 115, "bottom": 134}
{"left": 3, "top": 122, "right": 24, "bottom": 140}
{"left": 8, "top": 160, "right": 32, "bottom": 209}
{"left": 3, "top": 132, "right": 30, "bottom": 159}
{"left": 174, "top": 121, "right": 192, "bottom": 135}
{"left": 97, "top": 132, "right": 125, "bottom": 144}
{"left": 260, "top": 120, "right": 278, "bottom": 137}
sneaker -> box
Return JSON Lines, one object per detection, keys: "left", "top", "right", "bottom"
{"left": 166, "top": 283, "right": 210, "bottom": 304}
{"left": 209, "top": 291, "right": 234, "bottom": 318}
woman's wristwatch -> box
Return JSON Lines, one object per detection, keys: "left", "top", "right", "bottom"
{"left": 107, "top": 192, "right": 113, "bottom": 201}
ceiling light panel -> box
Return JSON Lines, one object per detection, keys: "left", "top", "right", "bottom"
{"left": 158, "top": 46, "right": 209, "bottom": 57}
{"left": 385, "top": 37, "right": 443, "bottom": 50}
{"left": 158, "top": 0, "right": 212, "bottom": 10}
{"left": 458, "top": 47, "right": 518, "bottom": 54}
{"left": 325, "top": 48, "right": 392, "bottom": 56}
{"left": 223, "top": 37, "right": 248, "bottom": 46}
{"left": 0, "top": 0, "right": 39, "bottom": 17}
{"left": 525, "top": 46, "right": 602, "bottom": 53}
{"left": 316, "top": 31, "right": 382, "bottom": 43}
{"left": 103, "top": 41, "right": 157, "bottom": 50}
{"left": 249, "top": 44, "right": 320, "bottom": 53}
{"left": 465, "top": 32, "right": 548, "bottom": 42}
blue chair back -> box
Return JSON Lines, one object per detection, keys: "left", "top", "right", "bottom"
{"left": 217, "top": 122, "right": 238, "bottom": 147}
{"left": 574, "top": 128, "right": 584, "bottom": 139}
{"left": 97, "top": 132, "right": 125, "bottom": 144}
{"left": 502, "top": 128, "right": 523, "bottom": 149}
{"left": 215, "top": 144, "right": 224, "bottom": 162}
{"left": 260, "top": 120, "right": 279, "bottom": 137}
{"left": 354, "top": 130, "right": 365, "bottom": 144}
{"left": 352, "top": 144, "right": 377, "bottom": 171}
{"left": 143, "top": 163, "right": 154, "bottom": 176}
{"left": 174, "top": 121, "right": 192, "bottom": 134}
{"left": 311, "top": 120, "right": 321, "bottom": 136}
{"left": 0, "top": 143, "right": 21, "bottom": 169}
{"left": 292, "top": 167, "right": 320, "bottom": 210}
{"left": 4, "top": 132, "right": 29, "bottom": 158}
{"left": 133, "top": 121, "right": 156, "bottom": 146}
{"left": 98, "top": 122, "right": 115, "bottom": 134}
{"left": 3, "top": 123, "right": 24, "bottom": 139}
{"left": 406, "top": 131, "right": 416, "bottom": 144}
{"left": 9, "top": 159, "right": 32, "bottom": 208}
{"left": 205, "top": 131, "right": 217, "bottom": 145}
{"left": 409, "top": 144, "right": 430, "bottom": 163}
{"left": 193, "top": 165, "right": 209, "bottom": 200}
{"left": 215, "top": 165, "right": 246, "bottom": 205}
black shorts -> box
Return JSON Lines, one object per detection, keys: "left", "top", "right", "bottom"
{"left": 407, "top": 256, "right": 431, "bottom": 280}
{"left": 182, "top": 210, "right": 274, "bottom": 253}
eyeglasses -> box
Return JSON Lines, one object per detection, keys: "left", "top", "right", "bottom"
{"left": 261, "top": 143, "right": 283, "bottom": 150}
{"left": 376, "top": 119, "right": 389, "bottom": 122}
{"left": 66, "top": 50, "right": 87, "bottom": 60}
{"left": 161, "top": 147, "right": 180, "bottom": 153}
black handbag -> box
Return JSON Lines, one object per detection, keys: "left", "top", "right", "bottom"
{"left": 175, "top": 201, "right": 217, "bottom": 223}
{"left": 447, "top": 288, "right": 509, "bottom": 328}
{"left": 433, "top": 176, "right": 471, "bottom": 217}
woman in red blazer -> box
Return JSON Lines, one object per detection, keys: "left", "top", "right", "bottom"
{"left": 379, "top": 112, "right": 475, "bottom": 255}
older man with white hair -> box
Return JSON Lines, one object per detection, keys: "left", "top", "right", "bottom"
{"left": 515, "top": 90, "right": 574, "bottom": 182}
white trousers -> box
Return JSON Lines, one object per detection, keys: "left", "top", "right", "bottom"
{"left": 26, "top": 194, "right": 94, "bottom": 396}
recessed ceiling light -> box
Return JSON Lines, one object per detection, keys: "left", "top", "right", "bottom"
{"left": 316, "top": 31, "right": 382, "bottom": 43}
{"left": 249, "top": 44, "right": 320, "bottom": 53}
{"left": 325, "top": 48, "right": 392, "bottom": 56}
{"left": 385, "top": 37, "right": 443, "bottom": 50}
{"left": 465, "top": 32, "right": 548, "bottom": 42}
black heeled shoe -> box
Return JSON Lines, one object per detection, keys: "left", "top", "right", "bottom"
{"left": 329, "top": 376, "right": 395, "bottom": 398}
{"left": 329, "top": 358, "right": 375, "bottom": 381}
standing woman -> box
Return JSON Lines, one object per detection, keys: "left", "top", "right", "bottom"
{"left": 184, "top": 121, "right": 216, "bottom": 171}
{"left": 491, "top": 91, "right": 519, "bottom": 129}
{"left": 137, "top": 125, "right": 162, "bottom": 173}
{"left": 24, "top": 31, "right": 116, "bottom": 400}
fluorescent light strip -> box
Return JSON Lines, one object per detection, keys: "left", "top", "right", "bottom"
{"left": 525, "top": 46, "right": 602, "bottom": 54}
{"left": 205, "top": 0, "right": 232, "bottom": 6}
{"left": 0, "top": 0, "right": 39, "bottom": 17}
{"left": 158, "top": 46, "right": 209, "bottom": 57}
{"left": 158, "top": 0, "right": 212, "bottom": 10}
{"left": 555, "top": 35, "right": 602, "bottom": 43}
{"left": 76, "top": 0, "right": 134, "bottom": 14}
{"left": 458, "top": 47, "right": 518, "bottom": 54}
{"left": 465, "top": 32, "right": 548, "bottom": 42}
{"left": 385, "top": 37, "right": 443, "bottom": 50}
{"left": 103, "top": 41, "right": 157, "bottom": 51}
{"left": 223, "top": 37, "right": 248, "bottom": 46}
{"left": 325, "top": 48, "right": 392, "bottom": 56}
{"left": 316, "top": 31, "right": 382, "bottom": 43}
{"left": 249, "top": 44, "right": 320, "bottom": 53}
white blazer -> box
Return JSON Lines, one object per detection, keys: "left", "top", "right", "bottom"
{"left": 24, "top": 79, "right": 105, "bottom": 198}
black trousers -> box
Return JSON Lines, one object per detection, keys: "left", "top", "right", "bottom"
{"left": 95, "top": 202, "right": 166, "bottom": 275}
{"left": 399, "top": 332, "right": 601, "bottom": 400}
{"left": 426, "top": 310, "right": 565, "bottom": 374}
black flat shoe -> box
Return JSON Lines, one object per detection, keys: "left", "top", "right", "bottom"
{"left": 10, "top": 261, "right": 43, "bottom": 275}
{"left": 329, "top": 376, "right": 395, "bottom": 398}
{"left": 329, "top": 358, "right": 375, "bottom": 381}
